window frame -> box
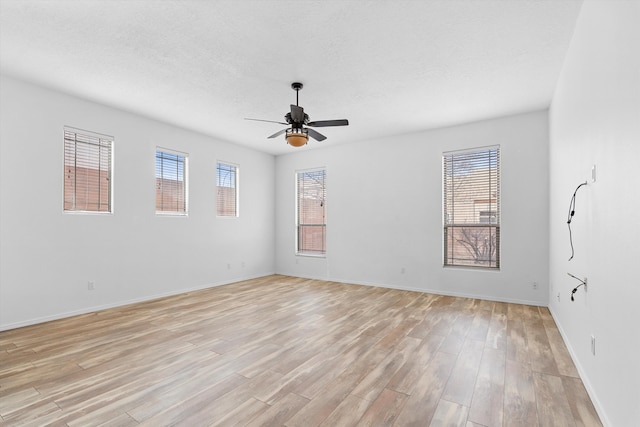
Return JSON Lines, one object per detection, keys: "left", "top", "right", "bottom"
{"left": 295, "top": 167, "right": 327, "bottom": 257}
{"left": 443, "top": 146, "right": 500, "bottom": 269}
{"left": 63, "top": 126, "right": 114, "bottom": 214}
{"left": 216, "top": 161, "right": 239, "bottom": 218}
{"left": 155, "top": 147, "right": 189, "bottom": 216}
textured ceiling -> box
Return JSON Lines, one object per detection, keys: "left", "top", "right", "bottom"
{"left": 0, "top": 0, "right": 583, "bottom": 155}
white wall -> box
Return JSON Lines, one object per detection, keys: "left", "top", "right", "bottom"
{"left": 276, "top": 110, "right": 550, "bottom": 305}
{"left": 548, "top": 1, "right": 640, "bottom": 426}
{"left": 0, "top": 75, "right": 275, "bottom": 330}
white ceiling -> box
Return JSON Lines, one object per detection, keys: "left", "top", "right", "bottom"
{"left": 0, "top": 0, "right": 583, "bottom": 156}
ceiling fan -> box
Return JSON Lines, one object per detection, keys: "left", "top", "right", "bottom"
{"left": 245, "top": 82, "right": 349, "bottom": 147}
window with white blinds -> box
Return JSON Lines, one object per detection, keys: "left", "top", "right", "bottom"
{"left": 216, "top": 162, "right": 238, "bottom": 217}
{"left": 296, "top": 169, "right": 326, "bottom": 256}
{"left": 156, "top": 149, "right": 188, "bottom": 215}
{"left": 64, "top": 127, "right": 113, "bottom": 213}
{"left": 443, "top": 146, "right": 500, "bottom": 268}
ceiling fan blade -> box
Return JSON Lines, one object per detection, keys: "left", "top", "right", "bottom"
{"left": 267, "top": 128, "right": 288, "bottom": 139}
{"left": 307, "top": 119, "right": 349, "bottom": 127}
{"left": 290, "top": 104, "right": 305, "bottom": 123}
{"left": 245, "top": 118, "right": 289, "bottom": 125}
{"left": 306, "top": 128, "right": 327, "bottom": 141}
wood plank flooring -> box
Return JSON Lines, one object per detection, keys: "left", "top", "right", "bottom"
{"left": 0, "top": 275, "right": 602, "bottom": 426}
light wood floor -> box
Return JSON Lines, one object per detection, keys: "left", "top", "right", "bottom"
{"left": 0, "top": 275, "right": 602, "bottom": 427}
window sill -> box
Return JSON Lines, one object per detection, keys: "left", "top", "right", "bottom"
{"left": 63, "top": 210, "right": 113, "bottom": 216}
{"left": 443, "top": 265, "right": 500, "bottom": 272}
{"left": 296, "top": 252, "right": 326, "bottom": 258}
{"left": 156, "top": 212, "right": 189, "bottom": 217}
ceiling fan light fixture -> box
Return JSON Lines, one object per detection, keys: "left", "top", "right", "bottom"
{"left": 286, "top": 129, "right": 308, "bottom": 147}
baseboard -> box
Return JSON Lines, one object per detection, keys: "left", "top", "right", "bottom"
{"left": 548, "top": 305, "right": 611, "bottom": 427}
{"left": 0, "top": 272, "right": 275, "bottom": 332}
{"left": 275, "top": 271, "right": 547, "bottom": 307}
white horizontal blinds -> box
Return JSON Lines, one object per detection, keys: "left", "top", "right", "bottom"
{"left": 64, "top": 128, "right": 112, "bottom": 212}
{"left": 156, "top": 150, "right": 187, "bottom": 214}
{"left": 297, "top": 169, "right": 326, "bottom": 255}
{"left": 216, "top": 163, "right": 237, "bottom": 216}
{"left": 443, "top": 147, "right": 500, "bottom": 268}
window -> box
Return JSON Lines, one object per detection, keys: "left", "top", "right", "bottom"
{"left": 156, "top": 149, "right": 188, "bottom": 214}
{"left": 296, "top": 168, "right": 326, "bottom": 256}
{"left": 64, "top": 127, "right": 113, "bottom": 213}
{"left": 216, "top": 162, "right": 238, "bottom": 217}
{"left": 443, "top": 146, "right": 500, "bottom": 268}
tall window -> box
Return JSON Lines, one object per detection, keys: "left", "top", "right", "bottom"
{"left": 216, "top": 162, "right": 238, "bottom": 217}
{"left": 64, "top": 127, "right": 113, "bottom": 213}
{"left": 156, "top": 149, "right": 188, "bottom": 214}
{"left": 443, "top": 146, "right": 500, "bottom": 268}
{"left": 296, "top": 169, "right": 326, "bottom": 256}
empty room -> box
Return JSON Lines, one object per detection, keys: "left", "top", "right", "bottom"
{"left": 0, "top": 0, "right": 638, "bottom": 426}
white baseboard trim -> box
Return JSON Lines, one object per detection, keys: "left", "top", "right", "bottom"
{"left": 0, "top": 272, "right": 275, "bottom": 332}
{"left": 276, "top": 271, "right": 546, "bottom": 306}
{"left": 548, "top": 305, "right": 611, "bottom": 427}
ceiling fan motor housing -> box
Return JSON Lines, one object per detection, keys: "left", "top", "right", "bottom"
{"left": 285, "top": 112, "right": 309, "bottom": 125}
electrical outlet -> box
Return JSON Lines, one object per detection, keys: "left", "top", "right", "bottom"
{"left": 88, "top": 281, "right": 95, "bottom": 291}
{"left": 227, "top": 263, "right": 231, "bottom": 270}
{"left": 532, "top": 281, "right": 538, "bottom": 290}
{"left": 241, "top": 261, "right": 245, "bottom": 269}
{"left": 557, "top": 292, "right": 561, "bottom": 301}
{"left": 591, "top": 335, "right": 596, "bottom": 355}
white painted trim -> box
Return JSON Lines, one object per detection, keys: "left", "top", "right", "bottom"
{"left": 0, "top": 272, "right": 275, "bottom": 332}
{"left": 276, "top": 271, "right": 547, "bottom": 306}
{"left": 548, "top": 306, "right": 611, "bottom": 427}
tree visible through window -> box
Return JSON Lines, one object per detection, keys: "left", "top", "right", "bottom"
{"left": 156, "top": 149, "right": 187, "bottom": 214}
{"left": 443, "top": 147, "right": 500, "bottom": 268}
{"left": 216, "top": 162, "right": 238, "bottom": 217}
{"left": 64, "top": 127, "right": 112, "bottom": 213}
{"left": 296, "top": 169, "right": 326, "bottom": 255}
